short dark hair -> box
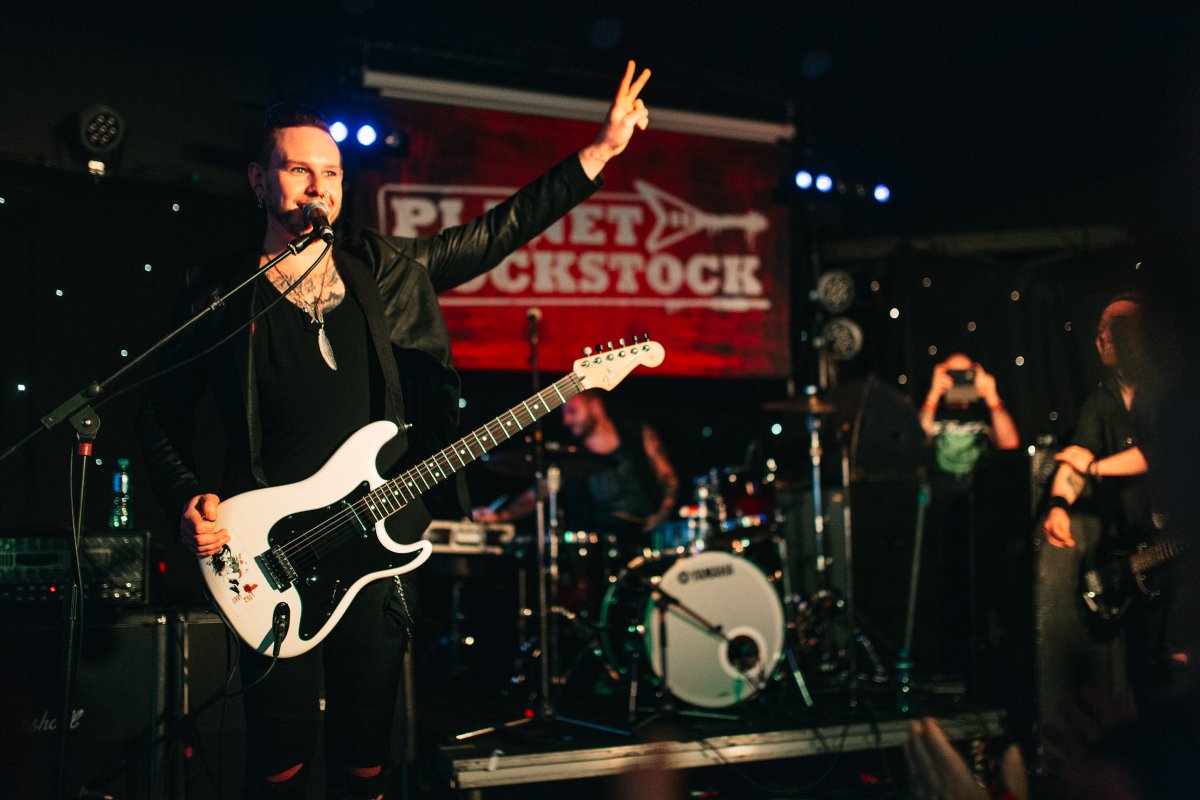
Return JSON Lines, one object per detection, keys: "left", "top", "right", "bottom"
{"left": 255, "top": 101, "right": 331, "bottom": 166}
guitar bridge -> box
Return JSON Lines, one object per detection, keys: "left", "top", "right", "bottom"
{"left": 256, "top": 546, "right": 299, "bottom": 592}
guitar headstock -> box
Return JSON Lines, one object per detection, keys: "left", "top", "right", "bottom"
{"left": 573, "top": 336, "right": 665, "bottom": 391}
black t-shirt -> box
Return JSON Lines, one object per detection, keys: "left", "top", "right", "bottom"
{"left": 1070, "top": 380, "right": 1151, "bottom": 544}
{"left": 253, "top": 279, "right": 384, "bottom": 486}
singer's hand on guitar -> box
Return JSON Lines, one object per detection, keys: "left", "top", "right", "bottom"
{"left": 182, "top": 493, "right": 229, "bottom": 558}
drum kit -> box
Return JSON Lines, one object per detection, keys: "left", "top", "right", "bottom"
{"left": 471, "top": 390, "right": 881, "bottom": 724}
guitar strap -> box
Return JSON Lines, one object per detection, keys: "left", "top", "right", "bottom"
{"left": 334, "top": 248, "right": 411, "bottom": 456}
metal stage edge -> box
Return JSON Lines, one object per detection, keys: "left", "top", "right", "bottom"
{"left": 442, "top": 710, "right": 1006, "bottom": 790}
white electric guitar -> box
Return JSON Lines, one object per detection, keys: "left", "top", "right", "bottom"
{"left": 200, "top": 338, "right": 665, "bottom": 657}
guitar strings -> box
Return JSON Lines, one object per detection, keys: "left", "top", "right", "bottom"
{"left": 277, "top": 383, "right": 567, "bottom": 569}
{"left": 273, "top": 376, "right": 581, "bottom": 569}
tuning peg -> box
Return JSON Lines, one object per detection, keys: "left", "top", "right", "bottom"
{"left": 618, "top": 337, "right": 626, "bottom": 347}
{"left": 607, "top": 340, "right": 614, "bottom": 351}
{"left": 595, "top": 343, "right": 603, "bottom": 353}
{"left": 583, "top": 346, "right": 593, "bottom": 356}
{"left": 641, "top": 331, "right": 650, "bottom": 343}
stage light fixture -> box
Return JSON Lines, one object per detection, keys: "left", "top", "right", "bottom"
{"left": 874, "top": 184, "right": 891, "bottom": 202}
{"left": 814, "top": 269, "right": 855, "bottom": 313}
{"left": 820, "top": 317, "right": 863, "bottom": 360}
{"left": 794, "top": 170, "right": 813, "bottom": 190}
{"left": 78, "top": 104, "right": 124, "bottom": 156}
{"left": 329, "top": 121, "right": 349, "bottom": 142}
{"left": 356, "top": 124, "right": 378, "bottom": 146}
{"left": 815, "top": 174, "right": 833, "bottom": 193}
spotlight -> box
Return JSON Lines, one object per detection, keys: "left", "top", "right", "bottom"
{"left": 874, "top": 184, "right": 891, "bottom": 202}
{"left": 815, "top": 174, "right": 833, "bottom": 193}
{"left": 820, "top": 317, "right": 864, "bottom": 360}
{"left": 794, "top": 170, "right": 813, "bottom": 190}
{"left": 329, "top": 121, "right": 349, "bottom": 143}
{"left": 78, "top": 104, "right": 124, "bottom": 156}
{"left": 356, "top": 124, "right": 378, "bottom": 146}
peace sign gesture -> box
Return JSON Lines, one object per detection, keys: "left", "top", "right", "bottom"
{"left": 579, "top": 60, "right": 651, "bottom": 179}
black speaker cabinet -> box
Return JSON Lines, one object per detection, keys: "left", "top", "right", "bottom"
{"left": 783, "top": 480, "right": 923, "bottom": 659}
{"left": 164, "top": 610, "right": 247, "bottom": 800}
{"left": 0, "top": 610, "right": 168, "bottom": 800}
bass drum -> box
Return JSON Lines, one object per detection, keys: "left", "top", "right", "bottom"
{"left": 599, "top": 550, "right": 785, "bottom": 708}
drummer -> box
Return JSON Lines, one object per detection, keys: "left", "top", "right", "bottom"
{"left": 473, "top": 389, "right": 680, "bottom": 558}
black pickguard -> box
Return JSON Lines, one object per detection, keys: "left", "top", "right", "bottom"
{"left": 265, "top": 482, "right": 427, "bottom": 641}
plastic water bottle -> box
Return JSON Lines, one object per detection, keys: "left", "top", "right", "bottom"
{"left": 109, "top": 457, "right": 133, "bottom": 530}
{"left": 895, "top": 648, "right": 913, "bottom": 714}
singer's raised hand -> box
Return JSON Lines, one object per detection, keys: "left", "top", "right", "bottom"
{"left": 578, "top": 60, "right": 651, "bottom": 179}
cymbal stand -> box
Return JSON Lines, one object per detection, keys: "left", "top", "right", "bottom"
{"left": 806, "top": 411, "right": 829, "bottom": 591}
{"left": 836, "top": 421, "right": 889, "bottom": 700}
{"left": 459, "top": 312, "right": 628, "bottom": 741}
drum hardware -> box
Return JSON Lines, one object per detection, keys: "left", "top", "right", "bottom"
{"left": 765, "top": 388, "right": 889, "bottom": 704}
{"left": 457, "top": 317, "right": 632, "bottom": 742}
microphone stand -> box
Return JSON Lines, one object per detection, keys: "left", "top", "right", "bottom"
{"left": 626, "top": 570, "right": 749, "bottom": 728}
{"left": 0, "top": 228, "right": 328, "bottom": 800}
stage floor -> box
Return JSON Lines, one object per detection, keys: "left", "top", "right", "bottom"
{"left": 412, "top": 676, "right": 1007, "bottom": 799}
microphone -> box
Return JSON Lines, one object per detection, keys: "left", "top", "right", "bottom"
{"left": 303, "top": 201, "right": 335, "bottom": 244}
{"left": 526, "top": 307, "right": 541, "bottom": 344}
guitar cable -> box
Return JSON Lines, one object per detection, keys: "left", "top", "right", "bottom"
{"left": 229, "top": 603, "right": 291, "bottom": 697}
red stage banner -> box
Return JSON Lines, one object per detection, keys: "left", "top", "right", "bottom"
{"left": 355, "top": 97, "right": 791, "bottom": 378}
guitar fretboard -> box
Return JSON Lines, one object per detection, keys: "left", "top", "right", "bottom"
{"left": 361, "top": 372, "right": 584, "bottom": 521}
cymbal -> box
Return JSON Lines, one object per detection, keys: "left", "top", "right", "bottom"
{"left": 482, "top": 441, "right": 616, "bottom": 479}
{"left": 760, "top": 396, "right": 837, "bottom": 415}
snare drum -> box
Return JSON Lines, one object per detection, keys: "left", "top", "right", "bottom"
{"left": 599, "top": 550, "right": 785, "bottom": 708}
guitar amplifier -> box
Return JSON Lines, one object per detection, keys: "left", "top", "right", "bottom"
{"left": 0, "top": 529, "right": 151, "bottom": 607}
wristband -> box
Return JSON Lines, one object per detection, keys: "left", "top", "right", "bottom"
{"left": 1049, "top": 496, "right": 1070, "bottom": 512}
{"left": 1086, "top": 459, "right": 1100, "bottom": 479}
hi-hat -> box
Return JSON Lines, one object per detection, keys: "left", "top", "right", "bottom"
{"left": 760, "top": 396, "right": 837, "bottom": 415}
{"left": 482, "top": 441, "right": 615, "bottom": 479}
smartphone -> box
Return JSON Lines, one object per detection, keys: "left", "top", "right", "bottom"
{"left": 944, "top": 368, "right": 979, "bottom": 404}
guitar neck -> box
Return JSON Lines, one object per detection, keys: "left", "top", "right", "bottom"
{"left": 1130, "top": 536, "right": 1185, "bottom": 574}
{"left": 364, "top": 372, "right": 584, "bottom": 520}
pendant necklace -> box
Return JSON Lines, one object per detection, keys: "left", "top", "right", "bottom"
{"left": 308, "top": 263, "right": 338, "bottom": 371}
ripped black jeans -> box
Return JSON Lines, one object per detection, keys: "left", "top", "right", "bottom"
{"left": 239, "top": 576, "right": 416, "bottom": 798}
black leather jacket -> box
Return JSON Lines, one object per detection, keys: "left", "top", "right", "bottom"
{"left": 137, "top": 154, "right": 600, "bottom": 536}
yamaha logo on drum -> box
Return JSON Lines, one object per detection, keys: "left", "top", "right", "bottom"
{"left": 676, "top": 562, "right": 734, "bottom": 584}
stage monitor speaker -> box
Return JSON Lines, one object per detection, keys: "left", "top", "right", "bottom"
{"left": 0, "top": 610, "right": 168, "bottom": 799}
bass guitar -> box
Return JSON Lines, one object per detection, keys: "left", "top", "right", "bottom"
{"left": 199, "top": 338, "right": 665, "bottom": 657}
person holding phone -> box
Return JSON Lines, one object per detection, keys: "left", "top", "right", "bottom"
{"left": 919, "top": 352, "right": 1021, "bottom": 474}
{"left": 915, "top": 352, "right": 1021, "bottom": 680}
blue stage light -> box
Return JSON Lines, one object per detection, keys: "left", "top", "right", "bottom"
{"left": 794, "top": 170, "right": 813, "bottom": 190}
{"left": 329, "top": 121, "right": 348, "bottom": 143}
{"left": 815, "top": 174, "right": 833, "bottom": 193}
{"left": 356, "top": 124, "right": 378, "bottom": 146}
{"left": 874, "top": 184, "right": 891, "bottom": 202}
